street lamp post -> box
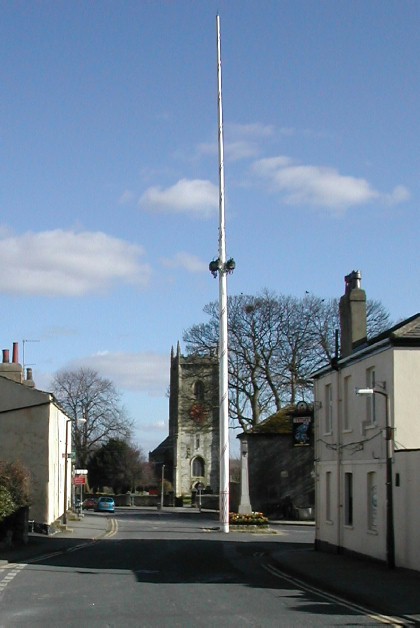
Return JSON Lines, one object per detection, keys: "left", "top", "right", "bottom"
{"left": 62, "top": 417, "right": 86, "bottom": 526}
{"left": 62, "top": 419, "right": 72, "bottom": 526}
{"left": 356, "top": 387, "right": 395, "bottom": 568}
{"left": 160, "top": 464, "right": 165, "bottom": 510}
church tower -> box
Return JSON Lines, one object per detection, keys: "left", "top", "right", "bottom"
{"left": 169, "top": 343, "right": 219, "bottom": 498}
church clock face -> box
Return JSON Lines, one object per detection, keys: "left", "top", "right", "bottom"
{"left": 189, "top": 402, "right": 207, "bottom": 425}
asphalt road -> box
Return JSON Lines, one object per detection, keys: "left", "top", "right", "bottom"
{"left": 0, "top": 509, "right": 394, "bottom": 626}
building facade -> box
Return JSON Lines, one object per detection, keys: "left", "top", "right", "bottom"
{"left": 239, "top": 404, "right": 315, "bottom": 518}
{"left": 150, "top": 344, "right": 220, "bottom": 498}
{"left": 313, "top": 272, "right": 420, "bottom": 569}
{"left": 0, "top": 343, "right": 72, "bottom": 531}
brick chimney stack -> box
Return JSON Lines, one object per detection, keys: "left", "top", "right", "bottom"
{"left": 0, "top": 342, "right": 23, "bottom": 383}
{"left": 339, "top": 270, "right": 367, "bottom": 358}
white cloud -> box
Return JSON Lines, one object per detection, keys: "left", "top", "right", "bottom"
{"left": 118, "top": 190, "right": 136, "bottom": 205}
{"left": 139, "top": 178, "right": 218, "bottom": 219}
{"left": 197, "top": 139, "right": 260, "bottom": 162}
{"left": 196, "top": 124, "right": 330, "bottom": 163}
{"left": 0, "top": 229, "right": 151, "bottom": 297}
{"left": 68, "top": 351, "right": 169, "bottom": 396}
{"left": 197, "top": 122, "right": 274, "bottom": 163}
{"left": 226, "top": 141, "right": 260, "bottom": 161}
{"left": 196, "top": 142, "right": 217, "bottom": 158}
{"left": 138, "top": 419, "right": 167, "bottom": 434}
{"left": 227, "top": 122, "right": 274, "bottom": 139}
{"left": 160, "top": 252, "right": 208, "bottom": 273}
{"left": 253, "top": 156, "right": 293, "bottom": 172}
{"left": 385, "top": 185, "right": 411, "bottom": 205}
{"left": 253, "top": 156, "right": 409, "bottom": 214}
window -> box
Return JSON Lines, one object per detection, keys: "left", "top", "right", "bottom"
{"left": 326, "top": 471, "right": 332, "bottom": 521}
{"left": 194, "top": 380, "right": 205, "bottom": 401}
{"left": 192, "top": 457, "right": 204, "bottom": 477}
{"left": 366, "top": 368, "right": 376, "bottom": 424}
{"left": 344, "top": 472, "right": 353, "bottom": 526}
{"left": 325, "top": 384, "right": 333, "bottom": 433}
{"left": 367, "top": 472, "right": 377, "bottom": 531}
{"left": 195, "top": 435, "right": 200, "bottom": 449}
{"left": 343, "top": 375, "right": 351, "bottom": 431}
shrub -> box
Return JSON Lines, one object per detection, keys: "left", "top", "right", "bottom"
{"left": 0, "top": 461, "right": 30, "bottom": 522}
{"left": 0, "top": 486, "right": 16, "bottom": 522}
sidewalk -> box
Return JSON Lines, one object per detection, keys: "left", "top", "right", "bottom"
{"left": 270, "top": 544, "right": 420, "bottom": 624}
{"left": 0, "top": 513, "right": 110, "bottom": 566}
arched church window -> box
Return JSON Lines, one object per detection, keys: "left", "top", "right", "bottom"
{"left": 192, "top": 456, "right": 205, "bottom": 477}
{"left": 194, "top": 380, "right": 205, "bottom": 401}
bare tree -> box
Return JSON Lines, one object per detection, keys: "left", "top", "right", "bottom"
{"left": 52, "top": 367, "right": 133, "bottom": 467}
{"left": 183, "top": 291, "right": 391, "bottom": 431}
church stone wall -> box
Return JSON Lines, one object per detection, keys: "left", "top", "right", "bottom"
{"left": 170, "top": 349, "right": 219, "bottom": 497}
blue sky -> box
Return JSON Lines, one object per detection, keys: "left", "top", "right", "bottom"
{"left": 1, "top": 1, "right": 419, "bottom": 454}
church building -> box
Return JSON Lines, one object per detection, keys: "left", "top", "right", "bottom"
{"left": 149, "top": 343, "right": 220, "bottom": 498}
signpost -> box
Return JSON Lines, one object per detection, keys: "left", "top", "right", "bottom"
{"left": 73, "top": 470, "right": 88, "bottom": 511}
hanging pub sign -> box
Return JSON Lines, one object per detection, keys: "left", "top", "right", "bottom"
{"left": 293, "top": 416, "right": 312, "bottom": 446}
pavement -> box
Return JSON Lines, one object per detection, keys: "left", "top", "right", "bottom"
{"left": 1, "top": 512, "right": 420, "bottom": 624}
{"left": 0, "top": 512, "right": 110, "bottom": 566}
{"left": 269, "top": 535, "right": 420, "bottom": 625}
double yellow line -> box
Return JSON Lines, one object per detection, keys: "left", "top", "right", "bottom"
{"left": 104, "top": 517, "right": 118, "bottom": 539}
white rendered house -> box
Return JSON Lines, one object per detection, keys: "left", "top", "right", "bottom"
{"left": 313, "top": 272, "right": 420, "bottom": 570}
{"left": 0, "top": 344, "right": 72, "bottom": 532}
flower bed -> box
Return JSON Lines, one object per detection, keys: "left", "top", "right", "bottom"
{"left": 229, "top": 512, "right": 269, "bottom": 526}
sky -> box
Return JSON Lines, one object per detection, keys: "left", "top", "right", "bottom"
{"left": 1, "top": 1, "right": 419, "bottom": 455}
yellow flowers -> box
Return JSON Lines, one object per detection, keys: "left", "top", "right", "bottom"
{"left": 229, "top": 512, "right": 269, "bottom": 526}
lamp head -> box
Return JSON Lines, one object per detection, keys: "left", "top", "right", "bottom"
{"left": 355, "top": 388, "right": 374, "bottom": 396}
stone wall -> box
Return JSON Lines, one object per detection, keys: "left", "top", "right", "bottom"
{"left": 248, "top": 434, "right": 314, "bottom": 517}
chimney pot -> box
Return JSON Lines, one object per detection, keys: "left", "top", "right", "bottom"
{"left": 12, "top": 342, "right": 19, "bottom": 364}
{"left": 2, "top": 349, "right": 9, "bottom": 363}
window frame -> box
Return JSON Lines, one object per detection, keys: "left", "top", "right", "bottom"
{"left": 344, "top": 472, "right": 353, "bottom": 526}
{"left": 366, "top": 367, "right": 376, "bottom": 424}
{"left": 324, "top": 383, "right": 333, "bottom": 434}
{"left": 343, "top": 375, "right": 351, "bottom": 432}
{"left": 192, "top": 456, "right": 205, "bottom": 477}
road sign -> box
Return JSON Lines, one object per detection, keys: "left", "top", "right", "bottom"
{"left": 75, "top": 469, "right": 88, "bottom": 474}
{"left": 73, "top": 476, "right": 86, "bottom": 485}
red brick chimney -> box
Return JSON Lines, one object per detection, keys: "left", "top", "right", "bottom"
{"left": 0, "top": 342, "right": 24, "bottom": 383}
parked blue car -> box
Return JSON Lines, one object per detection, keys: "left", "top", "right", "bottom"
{"left": 95, "top": 496, "right": 115, "bottom": 513}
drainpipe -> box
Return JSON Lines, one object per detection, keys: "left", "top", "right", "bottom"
{"left": 384, "top": 392, "right": 395, "bottom": 569}
{"left": 335, "top": 363, "right": 343, "bottom": 553}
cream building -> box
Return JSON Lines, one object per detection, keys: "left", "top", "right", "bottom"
{"left": 313, "top": 272, "right": 420, "bottom": 570}
{"left": 0, "top": 344, "right": 71, "bottom": 532}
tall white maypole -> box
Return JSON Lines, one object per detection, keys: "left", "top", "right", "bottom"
{"left": 209, "top": 15, "right": 235, "bottom": 533}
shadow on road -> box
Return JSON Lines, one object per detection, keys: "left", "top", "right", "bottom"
{"left": 0, "top": 509, "right": 395, "bottom": 623}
